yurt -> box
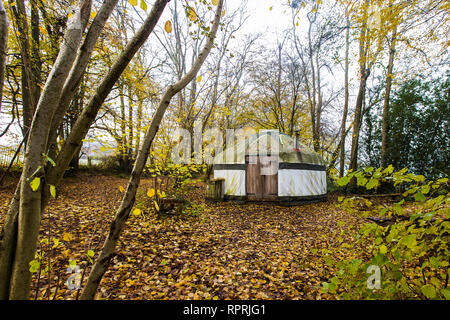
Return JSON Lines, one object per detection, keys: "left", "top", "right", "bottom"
{"left": 212, "top": 130, "right": 327, "bottom": 203}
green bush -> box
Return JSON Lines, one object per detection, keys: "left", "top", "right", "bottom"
{"left": 322, "top": 167, "right": 449, "bottom": 299}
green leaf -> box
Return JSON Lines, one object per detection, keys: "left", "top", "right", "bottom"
{"left": 29, "top": 260, "right": 40, "bottom": 273}
{"left": 414, "top": 175, "right": 425, "bottom": 182}
{"left": 366, "top": 178, "right": 379, "bottom": 190}
{"left": 421, "top": 185, "right": 430, "bottom": 195}
{"left": 382, "top": 165, "right": 394, "bottom": 174}
{"left": 30, "top": 177, "right": 41, "bottom": 192}
{"left": 401, "top": 234, "right": 417, "bottom": 249}
{"left": 442, "top": 288, "right": 450, "bottom": 300}
{"left": 357, "top": 176, "right": 368, "bottom": 186}
{"left": 50, "top": 185, "right": 56, "bottom": 199}
{"left": 87, "top": 250, "right": 95, "bottom": 258}
{"left": 414, "top": 192, "right": 426, "bottom": 202}
{"left": 379, "top": 244, "right": 388, "bottom": 254}
{"left": 337, "top": 176, "right": 350, "bottom": 186}
{"left": 421, "top": 284, "right": 436, "bottom": 299}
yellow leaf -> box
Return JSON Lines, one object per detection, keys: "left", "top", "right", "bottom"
{"left": 128, "top": 0, "right": 138, "bottom": 6}
{"left": 147, "top": 188, "right": 155, "bottom": 197}
{"left": 164, "top": 20, "right": 172, "bottom": 33}
{"left": 196, "top": 75, "right": 202, "bottom": 82}
{"left": 119, "top": 186, "right": 125, "bottom": 193}
{"left": 30, "top": 177, "right": 40, "bottom": 192}
{"left": 188, "top": 7, "right": 197, "bottom": 21}
{"left": 269, "top": 6, "right": 273, "bottom": 11}
{"left": 222, "top": 9, "right": 225, "bottom": 17}
{"left": 50, "top": 185, "right": 56, "bottom": 199}
{"left": 63, "top": 232, "right": 73, "bottom": 242}
{"left": 154, "top": 201, "right": 160, "bottom": 212}
{"left": 211, "top": 0, "right": 218, "bottom": 5}
{"left": 140, "top": 0, "right": 147, "bottom": 11}
{"left": 132, "top": 208, "right": 142, "bottom": 216}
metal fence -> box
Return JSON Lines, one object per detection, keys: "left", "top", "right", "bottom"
{"left": 0, "top": 145, "right": 24, "bottom": 168}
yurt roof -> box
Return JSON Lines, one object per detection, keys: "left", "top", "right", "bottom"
{"left": 213, "top": 130, "right": 325, "bottom": 165}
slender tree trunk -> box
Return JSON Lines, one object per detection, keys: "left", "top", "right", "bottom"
{"left": 127, "top": 83, "right": 134, "bottom": 165}
{"left": 349, "top": 14, "right": 370, "bottom": 175}
{"left": 79, "top": 0, "right": 224, "bottom": 300}
{"left": 30, "top": 0, "right": 41, "bottom": 104}
{"left": 349, "top": 73, "right": 369, "bottom": 173}
{"left": 0, "top": 181, "right": 20, "bottom": 299}
{"left": 11, "top": 0, "right": 36, "bottom": 137}
{"left": 339, "top": 9, "right": 350, "bottom": 177}
{"left": 119, "top": 82, "right": 128, "bottom": 171}
{"left": 136, "top": 96, "right": 143, "bottom": 152}
{"left": 380, "top": 27, "right": 397, "bottom": 168}
{"left": 0, "top": 1, "right": 8, "bottom": 113}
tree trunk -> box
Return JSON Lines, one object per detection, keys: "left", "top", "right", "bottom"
{"left": 11, "top": 0, "right": 36, "bottom": 137}
{"left": 349, "top": 15, "right": 370, "bottom": 175}
{"left": 0, "top": 181, "right": 20, "bottom": 299}
{"left": 380, "top": 27, "right": 397, "bottom": 168}
{"left": 349, "top": 72, "right": 369, "bottom": 174}
{"left": 339, "top": 8, "right": 350, "bottom": 177}
{"left": 0, "top": 1, "right": 8, "bottom": 113}
{"left": 7, "top": 1, "right": 91, "bottom": 300}
{"left": 80, "top": 0, "right": 224, "bottom": 299}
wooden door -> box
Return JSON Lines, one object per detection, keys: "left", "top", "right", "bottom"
{"left": 246, "top": 155, "right": 262, "bottom": 196}
{"left": 246, "top": 155, "right": 278, "bottom": 198}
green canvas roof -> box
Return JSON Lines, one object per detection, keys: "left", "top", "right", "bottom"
{"left": 213, "top": 130, "right": 325, "bottom": 165}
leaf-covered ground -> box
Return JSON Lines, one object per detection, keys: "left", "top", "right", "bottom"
{"left": 0, "top": 172, "right": 369, "bottom": 300}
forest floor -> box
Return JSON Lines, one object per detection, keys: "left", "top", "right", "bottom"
{"left": 0, "top": 171, "right": 370, "bottom": 300}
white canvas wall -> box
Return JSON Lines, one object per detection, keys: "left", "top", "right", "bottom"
{"left": 278, "top": 169, "right": 327, "bottom": 197}
{"left": 213, "top": 170, "right": 246, "bottom": 196}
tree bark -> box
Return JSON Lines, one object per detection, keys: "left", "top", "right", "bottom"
{"left": 380, "top": 27, "right": 397, "bottom": 168}
{"left": 0, "top": 1, "right": 8, "bottom": 113}
{"left": 80, "top": 0, "right": 224, "bottom": 300}
{"left": 10, "top": 0, "right": 36, "bottom": 136}
{"left": 339, "top": 8, "right": 350, "bottom": 177}
{"left": 349, "top": 12, "right": 370, "bottom": 174}
{"left": 0, "top": 181, "right": 20, "bottom": 299}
